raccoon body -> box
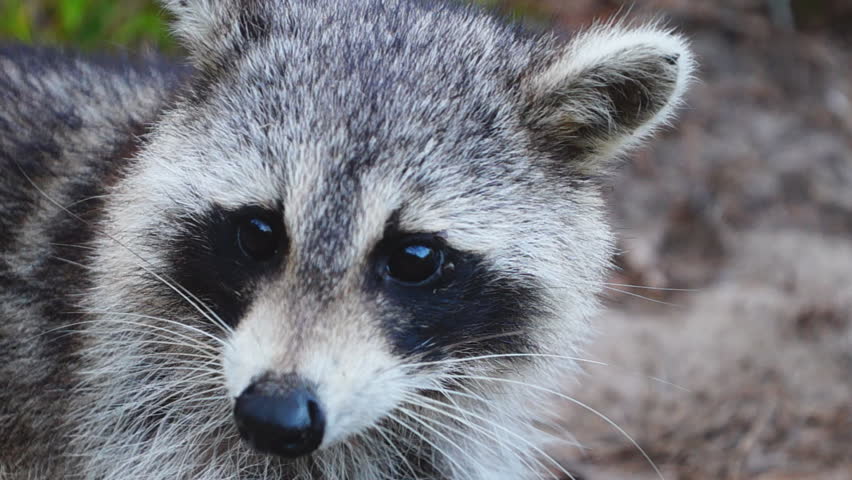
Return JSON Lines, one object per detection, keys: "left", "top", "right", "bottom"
{"left": 0, "top": 46, "right": 186, "bottom": 478}
{"left": 0, "top": 1, "right": 693, "bottom": 479}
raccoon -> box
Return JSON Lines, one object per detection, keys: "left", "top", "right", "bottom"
{"left": 0, "top": 1, "right": 693, "bottom": 479}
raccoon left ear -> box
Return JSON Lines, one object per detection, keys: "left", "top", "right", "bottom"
{"left": 520, "top": 24, "right": 695, "bottom": 176}
{"left": 162, "top": 0, "right": 227, "bottom": 60}
{"left": 162, "top": 0, "right": 269, "bottom": 67}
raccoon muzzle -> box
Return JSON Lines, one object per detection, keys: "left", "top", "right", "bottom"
{"left": 233, "top": 375, "right": 326, "bottom": 458}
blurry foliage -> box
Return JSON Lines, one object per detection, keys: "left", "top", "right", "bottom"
{"left": 0, "top": 0, "right": 176, "bottom": 52}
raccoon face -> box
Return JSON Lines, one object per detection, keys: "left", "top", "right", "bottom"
{"left": 86, "top": 0, "right": 692, "bottom": 475}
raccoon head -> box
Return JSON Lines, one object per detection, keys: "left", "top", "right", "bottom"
{"left": 82, "top": 0, "right": 693, "bottom": 478}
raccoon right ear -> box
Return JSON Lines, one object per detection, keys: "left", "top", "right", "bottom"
{"left": 162, "top": 0, "right": 269, "bottom": 67}
{"left": 520, "top": 23, "right": 695, "bottom": 176}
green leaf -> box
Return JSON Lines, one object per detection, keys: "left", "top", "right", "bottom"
{"left": 58, "top": 0, "right": 88, "bottom": 35}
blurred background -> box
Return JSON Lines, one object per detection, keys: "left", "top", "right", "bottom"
{"left": 2, "top": 1, "right": 851, "bottom": 479}
{"left": 0, "top": 0, "right": 175, "bottom": 52}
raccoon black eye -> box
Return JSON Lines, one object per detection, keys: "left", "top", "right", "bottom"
{"left": 385, "top": 243, "right": 444, "bottom": 285}
{"left": 237, "top": 217, "right": 280, "bottom": 261}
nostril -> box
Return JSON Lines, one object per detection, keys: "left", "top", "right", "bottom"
{"left": 307, "top": 398, "right": 323, "bottom": 423}
{"left": 240, "top": 381, "right": 259, "bottom": 396}
{"left": 234, "top": 380, "right": 326, "bottom": 458}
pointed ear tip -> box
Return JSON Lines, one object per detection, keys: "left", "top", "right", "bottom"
{"left": 573, "top": 22, "right": 697, "bottom": 76}
{"left": 658, "top": 30, "right": 697, "bottom": 74}
{"left": 636, "top": 27, "right": 697, "bottom": 79}
{"left": 612, "top": 26, "right": 698, "bottom": 104}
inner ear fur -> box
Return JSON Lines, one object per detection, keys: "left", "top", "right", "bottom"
{"left": 521, "top": 23, "right": 695, "bottom": 176}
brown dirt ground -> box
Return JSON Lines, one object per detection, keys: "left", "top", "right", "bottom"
{"left": 501, "top": 1, "right": 852, "bottom": 479}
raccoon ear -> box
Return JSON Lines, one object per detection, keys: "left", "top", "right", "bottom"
{"left": 521, "top": 24, "right": 695, "bottom": 176}
{"left": 162, "top": 0, "right": 227, "bottom": 57}
{"left": 162, "top": 0, "right": 268, "bottom": 66}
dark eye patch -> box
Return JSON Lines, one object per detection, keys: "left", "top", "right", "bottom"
{"left": 162, "top": 205, "right": 287, "bottom": 329}
{"left": 371, "top": 233, "right": 544, "bottom": 362}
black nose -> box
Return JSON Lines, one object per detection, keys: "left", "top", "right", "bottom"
{"left": 234, "top": 377, "right": 326, "bottom": 458}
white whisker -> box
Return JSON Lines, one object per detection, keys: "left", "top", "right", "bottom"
{"left": 406, "top": 393, "right": 574, "bottom": 480}
{"left": 388, "top": 411, "right": 473, "bottom": 480}
{"left": 403, "top": 394, "right": 563, "bottom": 480}
{"left": 443, "top": 374, "right": 665, "bottom": 480}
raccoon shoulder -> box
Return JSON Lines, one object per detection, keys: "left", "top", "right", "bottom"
{"left": 0, "top": 46, "right": 185, "bottom": 476}
{"left": 0, "top": 45, "right": 186, "bottom": 246}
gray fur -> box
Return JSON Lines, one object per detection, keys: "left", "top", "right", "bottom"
{"left": 0, "top": 1, "right": 693, "bottom": 479}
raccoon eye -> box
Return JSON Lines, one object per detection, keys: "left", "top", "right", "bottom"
{"left": 237, "top": 217, "right": 280, "bottom": 261}
{"left": 385, "top": 243, "right": 445, "bottom": 285}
